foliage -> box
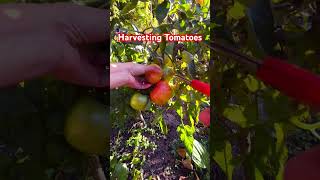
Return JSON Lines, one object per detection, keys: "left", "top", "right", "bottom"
{"left": 110, "top": 126, "right": 158, "bottom": 179}
{"left": 111, "top": 0, "right": 210, "bottom": 178}
{"left": 212, "top": 0, "right": 320, "bottom": 179}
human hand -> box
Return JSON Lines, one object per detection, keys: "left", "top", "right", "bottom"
{"left": 110, "top": 62, "right": 162, "bottom": 89}
{"left": 0, "top": 3, "right": 107, "bottom": 87}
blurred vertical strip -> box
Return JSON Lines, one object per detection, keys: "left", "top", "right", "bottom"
{"left": 101, "top": 0, "right": 110, "bottom": 178}
{"left": 209, "top": 0, "right": 214, "bottom": 179}
{"left": 106, "top": 0, "right": 110, "bottom": 178}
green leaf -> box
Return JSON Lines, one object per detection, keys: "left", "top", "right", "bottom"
{"left": 275, "top": 123, "right": 284, "bottom": 152}
{"left": 158, "top": 114, "right": 168, "bottom": 135}
{"left": 121, "top": 0, "right": 138, "bottom": 14}
{"left": 132, "top": 157, "right": 141, "bottom": 165}
{"left": 177, "top": 125, "right": 194, "bottom": 154}
{"left": 276, "top": 146, "right": 288, "bottom": 180}
{"left": 133, "top": 169, "right": 142, "bottom": 180}
{"left": 223, "top": 105, "right": 247, "bottom": 128}
{"left": 155, "top": 0, "right": 170, "bottom": 24}
{"left": 227, "top": 1, "right": 246, "bottom": 20}
{"left": 255, "top": 168, "right": 264, "bottom": 180}
{"left": 192, "top": 139, "right": 209, "bottom": 169}
{"left": 176, "top": 106, "right": 183, "bottom": 121}
{"left": 243, "top": 75, "right": 260, "bottom": 92}
{"left": 187, "top": 59, "right": 197, "bottom": 79}
{"left": 213, "top": 141, "right": 234, "bottom": 180}
{"left": 181, "top": 51, "right": 193, "bottom": 63}
{"left": 113, "top": 163, "right": 129, "bottom": 180}
{"left": 110, "top": 155, "right": 117, "bottom": 170}
{"left": 159, "top": 40, "right": 167, "bottom": 54}
{"left": 275, "top": 123, "right": 288, "bottom": 180}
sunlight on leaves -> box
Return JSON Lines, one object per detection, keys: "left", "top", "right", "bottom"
{"left": 223, "top": 105, "right": 247, "bottom": 128}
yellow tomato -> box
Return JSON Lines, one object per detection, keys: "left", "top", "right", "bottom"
{"left": 130, "top": 93, "right": 149, "bottom": 111}
{"left": 64, "top": 98, "right": 108, "bottom": 155}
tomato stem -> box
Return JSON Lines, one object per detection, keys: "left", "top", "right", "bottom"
{"left": 290, "top": 118, "right": 320, "bottom": 141}
{"left": 174, "top": 74, "right": 191, "bottom": 84}
{"left": 139, "top": 111, "right": 147, "bottom": 127}
{"left": 311, "top": 129, "right": 320, "bottom": 141}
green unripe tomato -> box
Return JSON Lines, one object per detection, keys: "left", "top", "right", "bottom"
{"left": 130, "top": 93, "right": 149, "bottom": 111}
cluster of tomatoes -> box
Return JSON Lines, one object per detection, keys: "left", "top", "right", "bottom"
{"left": 130, "top": 64, "right": 173, "bottom": 111}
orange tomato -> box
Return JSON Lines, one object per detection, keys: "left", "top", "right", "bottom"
{"left": 145, "top": 64, "right": 163, "bottom": 84}
{"left": 150, "top": 81, "right": 172, "bottom": 106}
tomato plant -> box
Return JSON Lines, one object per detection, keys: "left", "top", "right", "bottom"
{"left": 111, "top": 0, "right": 210, "bottom": 178}
{"left": 211, "top": 0, "right": 320, "bottom": 179}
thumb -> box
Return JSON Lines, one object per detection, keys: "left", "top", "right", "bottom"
{"left": 127, "top": 76, "right": 152, "bottom": 89}
{"left": 57, "top": 3, "right": 108, "bottom": 44}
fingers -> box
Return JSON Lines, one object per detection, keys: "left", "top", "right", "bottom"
{"left": 53, "top": 58, "right": 107, "bottom": 87}
{"left": 110, "top": 62, "right": 162, "bottom": 89}
{"left": 127, "top": 75, "right": 152, "bottom": 89}
{"left": 146, "top": 64, "right": 162, "bottom": 73}
{"left": 110, "top": 62, "right": 146, "bottom": 75}
{"left": 59, "top": 3, "right": 108, "bottom": 43}
{"left": 110, "top": 63, "right": 133, "bottom": 73}
{"left": 129, "top": 63, "right": 161, "bottom": 76}
{"left": 111, "top": 62, "right": 161, "bottom": 76}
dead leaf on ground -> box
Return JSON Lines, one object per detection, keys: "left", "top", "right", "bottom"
{"left": 177, "top": 148, "right": 187, "bottom": 158}
{"left": 181, "top": 159, "right": 193, "bottom": 170}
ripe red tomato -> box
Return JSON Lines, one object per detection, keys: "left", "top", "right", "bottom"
{"left": 150, "top": 81, "right": 172, "bottom": 106}
{"left": 145, "top": 64, "right": 163, "bottom": 84}
{"left": 199, "top": 108, "right": 210, "bottom": 127}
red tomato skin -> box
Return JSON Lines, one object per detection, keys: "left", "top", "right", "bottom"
{"left": 199, "top": 108, "right": 210, "bottom": 127}
{"left": 145, "top": 64, "right": 163, "bottom": 84}
{"left": 150, "top": 81, "right": 172, "bottom": 106}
